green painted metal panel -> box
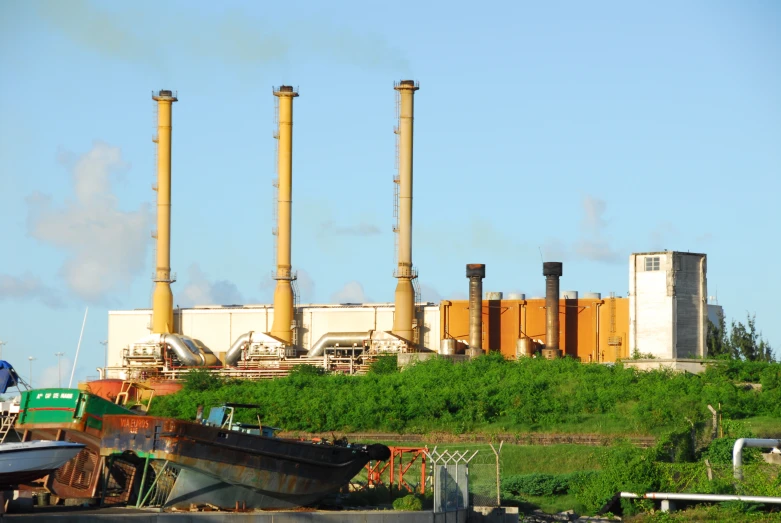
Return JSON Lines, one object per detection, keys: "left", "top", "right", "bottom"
{"left": 18, "top": 388, "right": 134, "bottom": 427}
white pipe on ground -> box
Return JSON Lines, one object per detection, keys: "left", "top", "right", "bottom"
{"left": 621, "top": 492, "right": 781, "bottom": 504}
{"left": 733, "top": 438, "right": 781, "bottom": 480}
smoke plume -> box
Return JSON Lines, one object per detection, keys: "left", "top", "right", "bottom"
{"left": 33, "top": 1, "right": 409, "bottom": 71}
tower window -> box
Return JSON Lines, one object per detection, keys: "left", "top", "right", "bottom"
{"left": 645, "top": 256, "right": 661, "bottom": 271}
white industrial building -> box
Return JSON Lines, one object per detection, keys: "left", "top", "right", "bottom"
{"left": 629, "top": 251, "right": 708, "bottom": 359}
{"left": 107, "top": 303, "right": 441, "bottom": 375}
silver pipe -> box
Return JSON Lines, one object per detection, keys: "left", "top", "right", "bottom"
{"left": 733, "top": 438, "right": 781, "bottom": 479}
{"left": 160, "top": 334, "right": 201, "bottom": 366}
{"left": 307, "top": 332, "right": 369, "bottom": 357}
{"left": 621, "top": 492, "right": 781, "bottom": 504}
{"left": 225, "top": 331, "right": 253, "bottom": 366}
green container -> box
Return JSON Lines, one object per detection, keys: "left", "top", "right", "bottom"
{"left": 18, "top": 388, "right": 133, "bottom": 432}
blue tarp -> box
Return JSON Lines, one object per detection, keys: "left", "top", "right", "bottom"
{"left": 0, "top": 361, "right": 20, "bottom": 394}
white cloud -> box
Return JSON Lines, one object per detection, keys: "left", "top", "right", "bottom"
{"left": 0, "top": 273, "right": 65, "bottom": 309}
{"left": 178, "top": 264, "right": 245, "bottom": 307}
{"left": 26, "top": 142, "right": 152, "bottom": 302}
{"left": 331, "top": 281, "right": 371, "bottom": 303}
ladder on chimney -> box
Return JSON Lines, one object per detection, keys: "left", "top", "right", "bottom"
{"left": 392, "top": 90, "right": 400, "bottom": 268}
{"left": 412, "top": 271, "right": 422, "bottom": 349}
{"left": 271, "top": 96, "right": 280, "bottom": 270}
{"left": 150, "top": 98, "right": 160, "bottom": 301}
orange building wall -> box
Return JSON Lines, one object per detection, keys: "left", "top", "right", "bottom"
{"left": 439, "top": 297, "right": 629, "bottom": 362}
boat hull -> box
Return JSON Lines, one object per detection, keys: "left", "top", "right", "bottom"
{"left": 0, "top": 441, "right": 85, "bottom": 488}
{"left": 101, "top": 415, "right": 389, "bottom": 509}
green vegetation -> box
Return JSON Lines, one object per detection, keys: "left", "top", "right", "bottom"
{"left": 149, "top": 355, "right": 781, "bottom": 519}
{"left": 150, "top": 354, "right": 781, "bottom": 437}
{"left": 708, "top": 313, "right": 774, "bottom": 362}
{"left": 392, "top": 494, "right": 423, "bottom": 511}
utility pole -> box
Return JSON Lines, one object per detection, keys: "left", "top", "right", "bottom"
{"left": 55, "top": 352, "right": 65, "bottom": 387}
{"left": 100, "top": 340, "right": 108, "bottom": 369}
{"left": 28, "top": 356, "right": 36, "bottom": 388}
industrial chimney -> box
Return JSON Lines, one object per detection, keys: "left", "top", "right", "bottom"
{"left": 151, "top": 90, "right": 178, "bottom": 334}
{"left": 392, "top": 80, "right": 419, "bottom": 344}
{"left": 543, "top": 262, "right": 563, "bottom": 358}
{"left": 270, "top": 86, "right": 298, "bottom": 345}
{"left": 466, "top": 264, "right": 486, "bottom": 358}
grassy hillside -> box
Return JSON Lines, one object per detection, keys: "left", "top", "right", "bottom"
{"left": 148, "top": 354, "right": 781, "bottom": 437}
{"left": 147, "top": 356, "right": 781, "bottom": 519}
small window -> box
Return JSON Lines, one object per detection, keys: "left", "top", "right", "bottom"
{"left": 645, "top": 256, "right": 660, "bottom": 271}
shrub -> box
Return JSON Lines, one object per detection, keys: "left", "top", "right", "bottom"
{"left": 182, "top": 368, "right": 222, "bottom": 392}
{"left": 369, "top": 355, "right": 398, "bottom": 375}
{"left": 392, "top": 494, "right": 422, "bottom": 511}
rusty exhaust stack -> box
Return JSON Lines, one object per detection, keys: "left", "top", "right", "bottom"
{"left": 270, "top": 85, "right": 298, "bottom": 344}
{"left": 151, "top": 89, "right": 177, "bottom": 334}
{"left": 543, "top": 262, "right": 563, "bottom": 358}
{"left": 466, "top": 264, "right": 485, "bottom": 358}
{"left": 392, "top": 80, "right": 419, "bottom": 343}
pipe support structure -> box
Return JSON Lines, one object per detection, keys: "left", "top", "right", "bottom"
{"left": 270, "top": 86, "right": 299, "bottom": 345}
{"left": 392, "top": 80, "right": 419, "bottom": 344}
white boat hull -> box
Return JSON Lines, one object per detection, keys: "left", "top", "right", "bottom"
{"left": 0, "top": 440, "right": 85, "bottom": 487}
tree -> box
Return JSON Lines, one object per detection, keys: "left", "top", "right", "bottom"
{"left": 707, "top": 313, "right": 774, "bottom": 362}
{"left": 706, "top": 313, "right": 732, "bottom": 359}
{"left": 729, "top": 314, "right": 773, "bottom": 362}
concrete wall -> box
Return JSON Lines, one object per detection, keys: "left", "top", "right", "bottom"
{"left": 629, "top": 252, "right": 707, "bottom": 359}
{"left": 629, "top": 252, "right": 673, "bottom": 358}
{"left": 6, "top": 508, "right": 468, "bottom": 523}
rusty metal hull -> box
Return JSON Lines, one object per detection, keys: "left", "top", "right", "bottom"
{"left": 101, "top": 415, "right": 389, "bottom": 509}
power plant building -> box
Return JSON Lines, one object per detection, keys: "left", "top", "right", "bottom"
{"left": 101, "top": 86, "right": 715, "bottom": 379}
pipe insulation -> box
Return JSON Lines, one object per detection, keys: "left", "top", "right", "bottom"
{"left": 621, "top": 492, "right": 781, "bottom": 504}
{"left": 733, "top": 438, "right": 781, "bottom": 479}
{"left": 307, "top": 332, "right": 370, "bottom": 357}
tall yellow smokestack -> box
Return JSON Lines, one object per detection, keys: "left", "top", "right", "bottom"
{"left": 392, "top": 80, "right": 419, "bottom": 343}
{"left": 151, "top": 89, "right": 177, "bottom": 334}
{"left": 270, "top": 86, "right": 298, "bottom": 344}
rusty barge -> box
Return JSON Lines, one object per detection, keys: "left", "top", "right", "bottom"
{"left": 100, "top": 405, "right": 391, "bottom": 509}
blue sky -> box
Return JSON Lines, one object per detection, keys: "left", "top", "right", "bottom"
{"left": 1, "top": 0, "right": 779, "bottom": 386}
